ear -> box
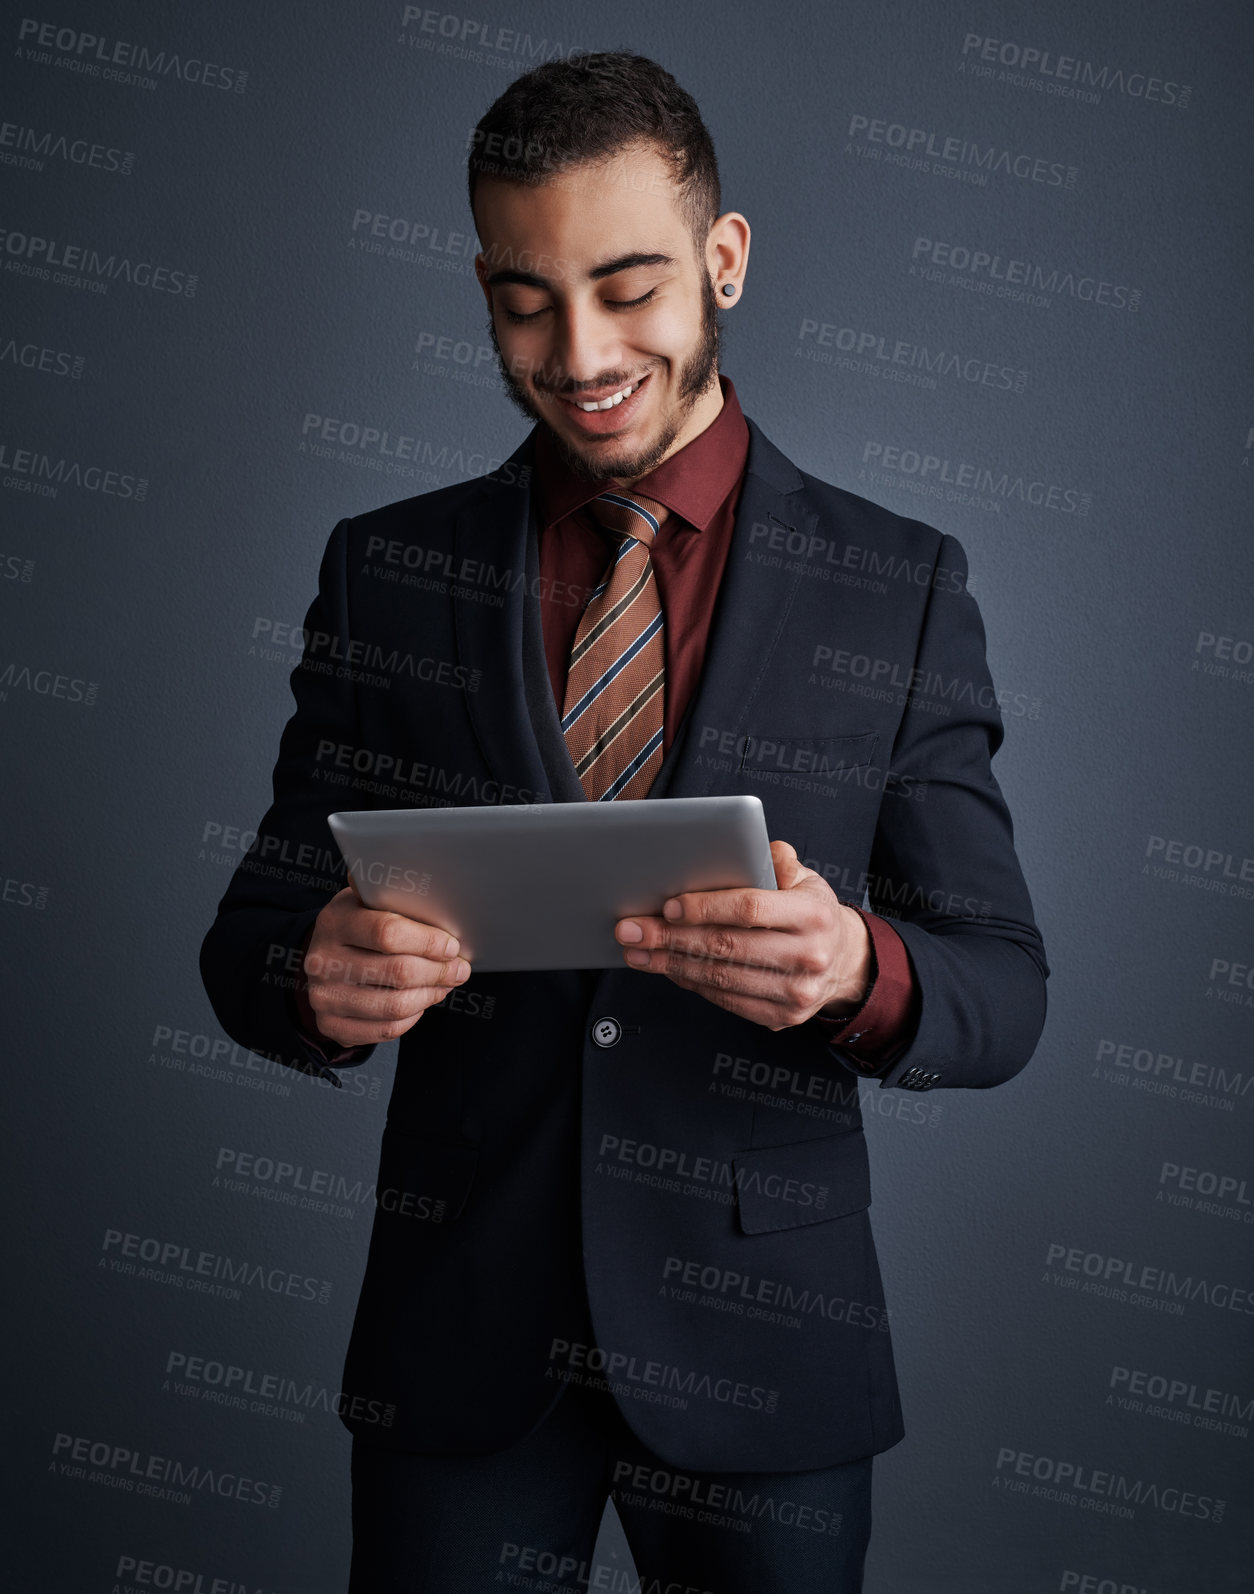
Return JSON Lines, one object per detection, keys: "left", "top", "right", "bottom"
{"left": 705, "top": 211, "right": 751, "bottom": 299}
{"left": 473, "top": 252, "right": 494, "bottom": 314}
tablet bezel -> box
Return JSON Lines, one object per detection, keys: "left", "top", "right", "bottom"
{"left": 326, "top": 795, "right": 776, "bottom": 972}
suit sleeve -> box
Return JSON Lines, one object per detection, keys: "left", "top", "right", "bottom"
{"left": 841, "top": 531, "right": 1048, "bottom": 1091}
{"left": 198, "top": 517, "right": 376, "bottom": 1086}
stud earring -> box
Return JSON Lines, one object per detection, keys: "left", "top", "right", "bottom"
{"left": 721, "top": 282, "right": 736, "bottom": 297}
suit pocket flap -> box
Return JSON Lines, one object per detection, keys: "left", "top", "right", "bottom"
{"left": 375, "top": 1129, "right": 478, "bottom": 1224}
{"left": 732, "top": 1130, "right": 871, "bottom": 1235}
{"left": 737, "top": 730, "right": 877, "bottom": 776}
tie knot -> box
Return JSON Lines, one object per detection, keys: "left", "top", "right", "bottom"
{"left": 586, "top": 489, "right": 670, "bottom": 549}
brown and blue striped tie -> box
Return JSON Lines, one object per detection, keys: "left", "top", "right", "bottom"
{"left": 561, "top": 489, "right": 669, "bottom": 801}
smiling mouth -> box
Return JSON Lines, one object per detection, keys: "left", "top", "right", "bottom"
{"left": 558, "top": 372, "right": 651, "bottom": 411}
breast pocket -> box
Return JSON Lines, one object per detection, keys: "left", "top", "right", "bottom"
{"left": 732, "top": 1128, "right": 871, "bottom": 1235}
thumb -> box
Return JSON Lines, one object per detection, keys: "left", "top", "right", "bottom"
{"left": 770, "top": 839, "right": 811, "bottom": 888}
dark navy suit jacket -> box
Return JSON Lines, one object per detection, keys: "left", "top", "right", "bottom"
{"left": 200, "top": 414, "right": 1048, "bottom": 1471}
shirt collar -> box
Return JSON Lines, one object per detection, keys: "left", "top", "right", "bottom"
{"left": 533, "top": 373, "right": 749, "bottom": 534}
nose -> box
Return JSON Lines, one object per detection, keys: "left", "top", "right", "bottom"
{"left": 552, "top": 299, "right": 624, "bottom": 393}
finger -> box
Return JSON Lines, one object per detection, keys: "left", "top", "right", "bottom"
{"left": 308, "top": 974, "right": 458, "bottom": 1030}
{"left": 770, "top": 839, "right": 815, "bottom": 888}
{"left": 624, "top": 892, "right": 828, "bottom": 950}
{"left": 306, "top": 945, "right": 469, "bottom": 991}
{"left": 345, "top": 910, "right": 462, "bottom": 964}
{"left": 626, "top": 923, "right": 818, "bottom": 972}
{"left": 647, "top": 962, "right": 799, "bottom": 1031}
{"left": 352, "top": 952, "right": 472, "bottom": 990}
{"left": 659, "top": 880, "right": 819, "bottom": 932}
{"left": 625, "top": 936, "right": 828, "bottom": 1006}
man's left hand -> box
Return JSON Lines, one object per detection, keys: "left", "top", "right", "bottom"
{"left": 614, "top": 840, "right": 873, "bottom": 1031}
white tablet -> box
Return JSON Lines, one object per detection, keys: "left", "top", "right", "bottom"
{"left": 326, "top": 795, "right": 776, "bottom": 972}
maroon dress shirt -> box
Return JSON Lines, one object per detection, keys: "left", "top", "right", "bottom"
{"left": 293, "top": 375, "right": 920, "bottom": 1073}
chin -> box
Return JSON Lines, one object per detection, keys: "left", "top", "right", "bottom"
{"left": 554, "top": 427, "right": 671, "bottom": 484}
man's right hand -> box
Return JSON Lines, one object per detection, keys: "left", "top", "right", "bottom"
{"left": 300, "top": 880, "right": 471, "bottom": 1048}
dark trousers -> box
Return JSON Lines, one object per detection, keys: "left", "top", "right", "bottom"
{"left": 348, "top": 1371, "right": 872, "bottom": 1593}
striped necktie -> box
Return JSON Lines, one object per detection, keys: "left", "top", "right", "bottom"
{"left": 561, "top": 489, "right": 669, "bottom": 801}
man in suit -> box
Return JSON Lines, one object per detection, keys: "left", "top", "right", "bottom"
{"left": 201, "top": 51, "right": 1047, "bottom": 1593}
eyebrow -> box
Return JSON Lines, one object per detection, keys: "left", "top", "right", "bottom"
{"left": 484, "top": 252, "right": 678, "bottom": 289}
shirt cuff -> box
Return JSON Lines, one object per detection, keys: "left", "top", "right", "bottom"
{"left": 811, "top": 909, "right": 921, "bottom": 1075}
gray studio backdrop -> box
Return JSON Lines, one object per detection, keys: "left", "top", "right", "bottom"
{"left": 3, "top": 2, "right": 1251, "bottom": 1590}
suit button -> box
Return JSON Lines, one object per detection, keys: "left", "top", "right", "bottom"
{"left": 592, "top": 1016, "right": 622, "bottom": 1048}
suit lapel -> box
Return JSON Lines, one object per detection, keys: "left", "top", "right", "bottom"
{"left": 520, "top": 484, "right": 588, "bottom": 804}
{"left": 452, "top": 432, "right": 558, "bottom": 805}
{"left": 454, "top": 415, "right": 811, "bottom": 806}
{"left": 654, "top": 417, "right": 809, "bottom": 801}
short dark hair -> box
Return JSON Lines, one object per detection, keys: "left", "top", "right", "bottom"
{"left": 467, "top": 51, "right": 721, "bottom": 252}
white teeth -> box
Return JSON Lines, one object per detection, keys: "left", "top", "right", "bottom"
{"left": 572, "top": 378, "right": 643, "bottom": 411}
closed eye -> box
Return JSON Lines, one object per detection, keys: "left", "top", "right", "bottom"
{"left": 503, "top": 287, "right": 658, "bottom": 325}
{"left": 606, "top": 288, "right": 657, "bottom": 311}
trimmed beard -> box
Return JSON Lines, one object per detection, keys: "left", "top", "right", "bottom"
{"left": 487, "top": 271, "right": 722, "bottom": 483}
